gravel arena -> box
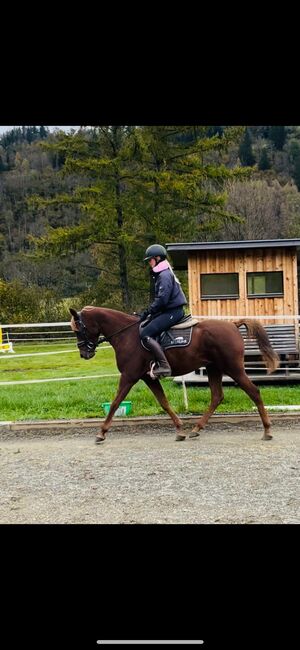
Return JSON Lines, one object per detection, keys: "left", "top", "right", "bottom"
{"left": 1, "top": 417, "right": 299, "bottom": 524}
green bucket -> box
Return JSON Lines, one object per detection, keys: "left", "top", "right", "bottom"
{"left": 101, "top": 401, "right": 132, "bottom": 417}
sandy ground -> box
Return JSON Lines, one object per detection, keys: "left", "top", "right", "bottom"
{"left": 0, "top": 420, "right": 299, "bottom": 524}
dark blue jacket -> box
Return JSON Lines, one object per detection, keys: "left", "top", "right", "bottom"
{"left": 149, "top": 267, "right": 187, "bottom": 315}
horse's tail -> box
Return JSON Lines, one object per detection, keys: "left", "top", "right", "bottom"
{"left": 234, "top": 319, "right": 280, "bottom": 374}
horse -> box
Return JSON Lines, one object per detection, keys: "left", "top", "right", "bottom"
{"left": 70, "top": 306, "right": 279, "bottom": 444}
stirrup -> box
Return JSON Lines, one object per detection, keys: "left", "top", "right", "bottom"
{"left": 149, "top": 360, "right": 171, "bottom": 379}
{"left": 149, "top": 361, "right": 157, "bottom": 380}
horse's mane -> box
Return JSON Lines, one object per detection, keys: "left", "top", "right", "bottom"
{"left": 71, "top": 306, "right": 138, "bottom": 332}
{"left": 82, "top": 306, "right": 137, "bottom": 319}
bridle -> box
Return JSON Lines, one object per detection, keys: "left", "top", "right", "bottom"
{"left": 74, "top": 312, "right": 106, "bottom": 353}
{"left": 74, "top": 311, "right": 139, "bottom": 353}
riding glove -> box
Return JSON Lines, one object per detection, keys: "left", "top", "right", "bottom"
{"left": 139, "top": 309, "right": 150, "bottom": 322}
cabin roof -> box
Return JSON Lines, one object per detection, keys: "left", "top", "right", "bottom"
{"left": 166, "top": 239, "right": 300, "bottom": 270}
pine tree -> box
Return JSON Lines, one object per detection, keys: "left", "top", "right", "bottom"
{"left": 135, "top": 126, "right": 251, "bottom": 242}
{"left": 39, "top": 126, "right": 48, "bottom": 139}
{"left": 28, "top": 126, "right": 252, "bottom": 310}
{"left": 0, "top": 154, "right": 6, "bottom": 172}
{"left": 269, "top": 126, "right": 286, "bottom": 151}
{"left": 291, "top": 143, "right": 300, "bottom": 191}
{"left": 238, "top": 128, "right": 256, "bottom": 166}
{"left": 258, "top": 147, "right": 271, "bottom": 171}
{"left": 26, "top": 128, "right": 33, "bottom": 144}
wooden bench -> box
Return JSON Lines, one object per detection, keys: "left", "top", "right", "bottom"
{"left": 239, "top": 324, "right": 299, "bottom": 373}
{"left": 193, "top": 322, "right": 300, "bottom": 379}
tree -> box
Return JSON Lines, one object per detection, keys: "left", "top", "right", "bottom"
{"left": 28, "top": 126, "right": 252, "bottom": 310}
{"left": 281, "top": 181, "right": 300, "bottom": 237}
{"left": 0, "top": 154, "right": 6, "bottom": 172}
{"left": 293, "top": 153, "right": 300, "bottom": 191}
{"left": 258, "top": 146, "right": 271, "bottom": 171}
{"left": 0, "top": 278, "right": 59, "bottom": 323}
{"left": 218, "top": 179, "right": 299, "bottom": 240}
{"left": 289, "top": 141, "right": 300, "bottom": 191}
{"left": 269, "top": 126, "right": 286, "bottom": 151}
{"left": 238, "top": 128, "right": 256, "bottom": 166}
{"left": 134, "top": 126, "right": 252, "bottom": 241}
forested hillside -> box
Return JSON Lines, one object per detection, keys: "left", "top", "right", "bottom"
{"left": 1, "top": 125, "right": 300, "bottom": 322}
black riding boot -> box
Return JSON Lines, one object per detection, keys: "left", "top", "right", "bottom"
{"left": 142, "top": 336, "right": 172, "bottom": 378}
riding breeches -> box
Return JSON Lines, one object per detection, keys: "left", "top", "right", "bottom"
{"left": 140, "top": 307, "right": 185, "bottom": 339}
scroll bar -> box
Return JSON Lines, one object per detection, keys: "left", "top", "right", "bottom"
{"left": 97, "top": 642, "right": 204, "bottom": 645}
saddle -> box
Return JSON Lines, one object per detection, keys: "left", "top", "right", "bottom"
{"left": 140, "top": 314, "right": 198, "bottom": 351}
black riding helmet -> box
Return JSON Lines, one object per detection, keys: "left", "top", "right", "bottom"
{"left": 144, "top": 244, "right": 167, "bottom": 262}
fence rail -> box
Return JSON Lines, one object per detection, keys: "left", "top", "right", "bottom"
{"left": 191, "top": 314, "right": 300, "bottom": 320}
{"left": 1, "top": 316, "right": 300, "bottom": 383}
{"left": 189, "top": 314, "right": 300, "bottom": 382}
{"left": 1, "top": 321, "right": 75, "bottom": 345}
{"left": 1, "top": 322, "right": 70, "bottom": 328}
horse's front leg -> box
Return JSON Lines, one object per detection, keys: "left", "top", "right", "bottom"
{"left": 96, "top": 373, "right": 135, "bottom": 444}
{"left": 142, "top": 375, "right": 184, "bottom": 440}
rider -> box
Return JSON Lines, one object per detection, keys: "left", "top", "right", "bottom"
{"left": 139, "top": 244, "right": 187, "bottom": 378}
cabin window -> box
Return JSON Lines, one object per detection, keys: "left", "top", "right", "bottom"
{"left": 201, "top": 273, "right": 239, "bottom": 299}
{"left": 247, "top": 271, "right": 284, "bottom": 297}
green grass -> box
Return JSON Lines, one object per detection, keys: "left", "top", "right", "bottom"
{"left": 0, "top": 343, "right": 116, "bottom": 381}
{"left": 1, "top": 343, "right": 300, "bottom": 421}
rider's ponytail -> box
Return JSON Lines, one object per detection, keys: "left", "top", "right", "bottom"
{"left": 166, "top": 260, "right": 181, "bottom": 285}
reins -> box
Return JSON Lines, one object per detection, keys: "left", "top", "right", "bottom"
{"left": 102, "top": 318, "right": 140, "bottom": 342}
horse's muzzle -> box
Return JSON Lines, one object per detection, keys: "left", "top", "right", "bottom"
{"left": 80, "top": 350, "right": 95, "bottom": 360}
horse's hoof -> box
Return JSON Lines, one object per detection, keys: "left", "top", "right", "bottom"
{"left": 95, "top": 436, "right": 105, "bottom": 444}
{"left": 175, "top": 434, "right": 186, "bottom": 442}
{"left": 189, "top": 431, "right": 200, "bottom": 438}
{"left": 262, "top": 433, "right": 273, "bottom": 441}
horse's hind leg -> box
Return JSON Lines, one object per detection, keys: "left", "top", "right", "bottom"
{"left": 228, "top": 369, "right": 272, "bottom": 440}
{"left": 190, "top": 366, "right": 224, "bottom": 437}
{"left": 142, "top": 375, "right": 184, "bottom": 439}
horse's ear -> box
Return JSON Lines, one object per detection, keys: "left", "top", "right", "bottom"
{"left": 70, "top": 308, "right": 79, "bottom": 321}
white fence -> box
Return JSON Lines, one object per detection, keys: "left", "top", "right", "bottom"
{"left": 0, "top": 320, "right": 114, "bottom": 387}
{"left": 0, "top": 321, "right": 74, "bottom": 345}
{"left": 1, "top": 316, "right": 300, "bottom": 382}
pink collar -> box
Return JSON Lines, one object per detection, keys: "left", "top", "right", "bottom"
{"left": 153, "top": 260, "right": 170, "bottom": 273}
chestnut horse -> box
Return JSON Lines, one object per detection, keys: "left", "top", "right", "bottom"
{"left": 70, "top": 306, "right": 279, "bottom": 443}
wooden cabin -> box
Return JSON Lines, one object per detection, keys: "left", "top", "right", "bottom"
{"left": 166, "top": 239, "right": 300, "bottom": 380}
{"left": 166, "top": 239, "right": 300, "bottom": 323}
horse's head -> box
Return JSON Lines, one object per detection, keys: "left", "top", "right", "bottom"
{"left": 70, "top": 307, "right": 100, "bottom": 360}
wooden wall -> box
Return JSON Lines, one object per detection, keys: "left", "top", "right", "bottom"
{"left": 188, "top": 247, "right": 298, "bottom": 324}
